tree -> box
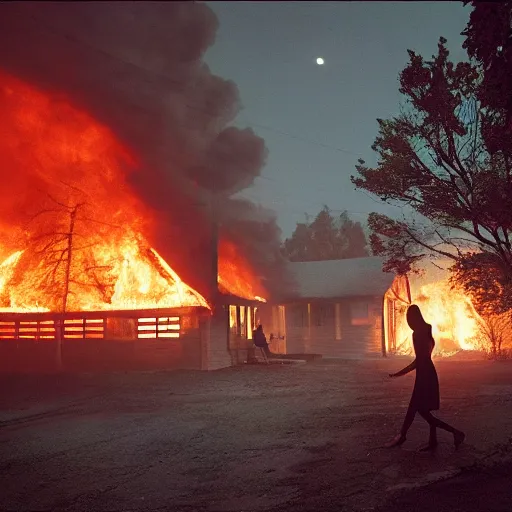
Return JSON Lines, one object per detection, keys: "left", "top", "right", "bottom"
{"left": 7, "top": 191, "right": 118, "bottom": 369}
{"left": 462, "top": 2, "right": 512, "bottom": 137}
{"left": 283, "top": 206, "right": 368, "bottom": 262}
{"left": 475, "top": 313, "right": 510, "bottom": 358}
{"left": 338, "top": 211, "right": 370, "bottom": 259}
{"left": 19, "top": 192, "right": 120, "bottom": 314}
{"left": 33, "top": 199, "right": 84, "bottom": 314}
{"left": 351, "top": 34, "right": 512, "bottom": 315}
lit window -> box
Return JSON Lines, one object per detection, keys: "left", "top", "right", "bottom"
{"left": 137, "top": 316, "right": 180, "bottom": 339}
{"left": 63, "top": 319, "right": 105, "bottom": 339}
{"left": 229, "top": 305, "right": 237, "bottom": 334}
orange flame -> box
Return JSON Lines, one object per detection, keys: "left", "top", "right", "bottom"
{"left": 0, "top": 71, "right": 264, "bottom": 312}
{"left": 0, "top": 72, "right": 265, "bottom": 311}
{"left": 218, "top": 239, "right": 266, "bottom": 302}
{"left": 395, "top": 278, "right": 483, "bottom": 356}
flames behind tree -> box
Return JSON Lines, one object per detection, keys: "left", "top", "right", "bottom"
{"left": 394, "top": 268, "right": 485, "bottom": 356}
{"left": 0, "top": 71, "right": 264, "bottom": 312}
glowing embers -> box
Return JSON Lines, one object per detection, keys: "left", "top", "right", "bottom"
{"left": 63, "top": 318, "right": 105, "bottom": 339}
{"left": 137, "top": 316, "right": 180, "bottom": 339}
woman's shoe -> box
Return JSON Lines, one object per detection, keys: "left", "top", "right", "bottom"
{"left": 385, "top": 434, "right": 406, "bottom": 448}
{"left": 454, "top": 431, "right": 465, "bottom": 449}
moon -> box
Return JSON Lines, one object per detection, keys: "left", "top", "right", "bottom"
{"left": 316, "top": 57, "right": 325, "bottom": 65}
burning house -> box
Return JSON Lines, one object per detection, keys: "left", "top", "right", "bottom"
{"left": 257, "top": 257, "right": 409, "bottom": 358}
{"left": 0, "top": 3, "right": 284, "bottom": 372}
{"left": 0, "top": 70, "right": 268, "bottom": 373}
{"left": 258, "top": 257, "right": 488, "bottom": 359}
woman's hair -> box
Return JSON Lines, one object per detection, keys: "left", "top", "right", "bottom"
{"left": 406, "top": 304, "right": 427, "bottom": 331}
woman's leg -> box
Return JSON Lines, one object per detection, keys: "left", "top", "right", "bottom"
{"left": 417, "top": 423, "right": 438, "bottom": 451}
{"left": 418, "top": 409, "right": 456, "bottom": 433}
{"left": 386, "top": 403, "right": 417, "bottom": 447}
{"left": 401, "top": 403, "right": 417, "bottom": 437}
{"left": 418, "top": 410, "right": 465, "bottom": 447}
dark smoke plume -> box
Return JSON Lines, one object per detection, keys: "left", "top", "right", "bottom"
{"left": 0, "top": 1, "right": 289, "bottom": 299}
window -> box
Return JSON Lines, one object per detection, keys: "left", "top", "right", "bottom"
{"left": 229, "top": 305, "right": 237, "bottom": 336}
{"left": 137, "top": 316, "right": 180, "bottom": 339}
{"left": 312, "top": 304, "right": 331, "bottom": 327}
{"left": 0, "top": 318, "right": 106, "bottom": 340}
{"left": 247, "top": 307, "right": 253, "bottom": 339}
{"left": 291, "top": 304, "right": 307, "bottom": 327}
{"left": 0, "top": 321, "right": 16, "bottom": 340}
{"left": 63, "top": 318, "right": 105, "bottom": 339}
{"left": 350, "top": 301, "right": 370, "bottom": 326}
{"left": 0, "top": 320, "right": 57, "bottom": 340}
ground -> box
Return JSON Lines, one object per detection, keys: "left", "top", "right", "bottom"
{"left": 1, "top": 357, "right": 512, "bottom": 512}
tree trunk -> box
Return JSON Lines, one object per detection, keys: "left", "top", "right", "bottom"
{"left": 56, "top": 204, "right": 79, "bottom": 371}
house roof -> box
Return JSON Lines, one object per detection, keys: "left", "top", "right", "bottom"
{"left": 285, "top": 257, "right": 395, "bottom": 300}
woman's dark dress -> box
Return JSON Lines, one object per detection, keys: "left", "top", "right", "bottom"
{"left": 410, "top": 323, "right": 440, "bottom": 411}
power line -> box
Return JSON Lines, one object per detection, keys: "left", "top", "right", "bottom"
{"left": 243, "top": 120, "right": 360, "bottom": 156}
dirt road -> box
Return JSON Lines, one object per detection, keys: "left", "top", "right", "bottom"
{"left": 1, "top": 358, "right": 511, "bottom": 511}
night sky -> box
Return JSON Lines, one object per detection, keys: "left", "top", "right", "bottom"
{"left": 204, "top": 1, "right": 471, "bottom": 237}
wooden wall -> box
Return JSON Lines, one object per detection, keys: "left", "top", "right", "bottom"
{"left": 284, "top": 297, "right": 384, "bottom": 358}
{"left": 200, "top": 306, "right": 232, "bottom": 370}
{"left": 0, "top": 332, "right": 203, "bottom": 373}
{"left": 0, "top": 304, "right": 284, "bottom": 373}
{"left": 0, "top": 308, "right": 205, "bottom": 373}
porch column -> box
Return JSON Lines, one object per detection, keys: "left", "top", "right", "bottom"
{"left": 305, "top": 303, "right": 311, "bottom": 352}
{"left": 200, "top": 315, "right": 211, "bottom": 370}
{"left": 334, "top": 303, "right": 342, "bottom": 340}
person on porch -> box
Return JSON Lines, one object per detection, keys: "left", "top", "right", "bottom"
{"left": 253, "top": 324, "right": 273, "bottom": 357}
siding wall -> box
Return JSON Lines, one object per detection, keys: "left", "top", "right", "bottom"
{"left": 0, "top": 309, "right": 204, "bottom": 373}
{"left": 201, "top": 306, "right": 232, "bottom": 370}
{"left": 0, "top": 330, "right": 203, "bottom": 373}
{"left": 284, "top": 297, "right": 384, "bottom": 358}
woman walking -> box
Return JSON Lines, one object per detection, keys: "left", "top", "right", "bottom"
{"left": 386, "top": 305, "right": 465, "bottom": 451}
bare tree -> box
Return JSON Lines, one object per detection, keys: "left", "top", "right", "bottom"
{"left": 476, "top": 313, "right": 511, "bottom": 359}
{"left": 31, "top": 198, "right": 85, "bottom": 313}
{"left": 25, "top": 188, "right": 121, "bottom": 368}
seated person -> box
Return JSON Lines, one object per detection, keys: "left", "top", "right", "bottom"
{"left": 252, "top": 324, "right": 273, "bottom": 357}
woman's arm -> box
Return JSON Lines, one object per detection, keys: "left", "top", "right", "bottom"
{"left": 389, "top": 359, "right": 417, "bottom": 378}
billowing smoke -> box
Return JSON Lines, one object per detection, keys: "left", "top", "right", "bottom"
{"left": 0, "top": 1, "right": 288, "bottom": 299}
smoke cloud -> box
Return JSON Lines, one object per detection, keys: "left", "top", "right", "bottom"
{"left": 0, "top": 1, "right": 288, "bottom": 299}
